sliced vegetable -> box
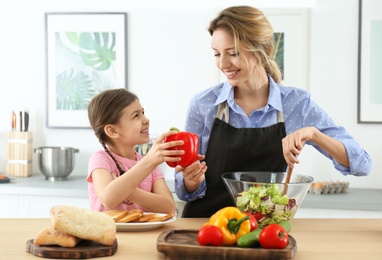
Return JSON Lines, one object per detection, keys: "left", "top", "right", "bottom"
{"left": 207, "top": 207, "right": 251, "bottom": 246}
{"left": 252, "top": 212, "right": 265, "bottom": 222}
{"left": 236, "top": 184, "right": 297, "bottom": 228}
{"left": 164, "top": 127, "right": 199, "bottom": 168}
{"left": 258, "top": 223, "right": 289, "bottom": 249}
{"left": 197, "top": 225, "right": 223, "bottom": 246}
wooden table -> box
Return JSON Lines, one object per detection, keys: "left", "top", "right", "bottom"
{"left": 1, "top": 218, "right": 382, "bottom": 259}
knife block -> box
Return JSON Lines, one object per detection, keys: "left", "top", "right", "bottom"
{"left": 6, "top": 131, "right": 33, "bottom": 177}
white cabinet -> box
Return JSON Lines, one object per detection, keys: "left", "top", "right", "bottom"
{"left": 0, "top": 194, "right": 89, "bottom": 218}
{"left": 0, "top": 194, "right": 19, "bottom": 218}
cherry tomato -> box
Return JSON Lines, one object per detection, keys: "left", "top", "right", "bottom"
{"left": 242, "top": 212, "right": 258, "bottom": 231}
{"left": 259, "top": 224, "right": 289, "bottom": 249}
{"left": 197, "top": 225, "right": 224, "bottom": 246}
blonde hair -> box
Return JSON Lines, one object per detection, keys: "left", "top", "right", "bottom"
{"left": 208, "top": 6, "right": 282, "bottom": 83}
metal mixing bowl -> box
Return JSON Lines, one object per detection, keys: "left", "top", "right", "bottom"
{"left": 34, "top": 146, "right": 79, "bottom": 181}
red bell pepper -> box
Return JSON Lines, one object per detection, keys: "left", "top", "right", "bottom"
{"left": 164, "top": 127, "right": 199, "bottom": 168}
{"left": 242, "top": 212, "right": 258, "bottom": 231}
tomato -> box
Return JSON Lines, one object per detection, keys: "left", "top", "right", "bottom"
{"left": 242, "top": 212, "right": 258, "bottom": 231}
{"left": 258, "top": 224, "right": 289, "bottom": 249}
{"left": 197, "top": 225, "right": 224, "bottom": 246}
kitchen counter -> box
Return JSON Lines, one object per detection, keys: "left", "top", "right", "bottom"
{"left": 2, "top": 217, "right": 382, "bottom": 259}
{"left": 2, "top": 174, "right": 382, "bottom": 212}
{"left": 0, "top": 175, "right": 88, "bottom": 197}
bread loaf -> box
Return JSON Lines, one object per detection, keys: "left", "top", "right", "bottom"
{"left": 34, "top": 226, "right": 81, "bottom": 247}
{"left": 50, "top": 205, "right": 116, "bottom": 246}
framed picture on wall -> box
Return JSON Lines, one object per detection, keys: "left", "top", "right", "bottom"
{"left": 45, "top": 12, "right": 127, "bottom": 128}
{"left": 218, "top": 8, "right": 310, "bottom": 90}
{"left": 263, "top": 8, "right": 310, "bottom": 90}
{"left": 358, "top": 0, "right": 382, "bottom": 123}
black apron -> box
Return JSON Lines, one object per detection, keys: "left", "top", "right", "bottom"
{"left": 182, "top": 102, "right": 288, "bottom": 217}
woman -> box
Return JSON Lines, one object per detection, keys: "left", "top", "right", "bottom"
{"left": 87, "top": 88, "right": 182, "bottom": 214}
{"left": 174, "top": 6, "right": 372, "bottom": 217}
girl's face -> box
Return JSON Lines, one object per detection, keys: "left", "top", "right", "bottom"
{"left": 114, "top": 99, "right": 150, "bottom": 146}
{"left": 212, "top": 28, "right": 257, "bottom": 87}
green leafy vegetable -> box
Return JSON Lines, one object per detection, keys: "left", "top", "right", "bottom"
{"left": 237, "top": 184, "right": 297, "bottom": 228}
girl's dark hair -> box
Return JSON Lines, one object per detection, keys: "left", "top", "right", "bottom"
{"left": 88, "top": 88, "right": 138, "bottom": 175}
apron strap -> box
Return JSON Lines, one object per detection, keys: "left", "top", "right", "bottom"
{"left": 216, "top": 102, "right": 230, "bottom": 123}
{"left": 277, "top": 110, "right": 284, "bottom": 123}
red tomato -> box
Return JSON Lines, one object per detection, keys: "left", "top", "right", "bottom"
{"left": 259, "top": 224, "right": 289, "bottom": 249}
{"left": 197, "top": 225, "right": 223, "bottom": 246}
{"left": 242, "top": 212, "right": 258, "bottom": 231}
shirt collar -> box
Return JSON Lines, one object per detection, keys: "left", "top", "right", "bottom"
{"left": 214, "top": 81, "right": 232, "bottom": 105}
{"left": 214, "top": 76, "right": 283, "bottom": 113}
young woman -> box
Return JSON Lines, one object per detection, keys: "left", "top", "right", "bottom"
{"left": 174, "top": 6, "right": 372, "bottom": 217}
{"left": 87, "top": 88, "right": 182, "bottom": 214}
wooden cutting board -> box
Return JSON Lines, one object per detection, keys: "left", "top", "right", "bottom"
{"left": 157, "top": 229, "right": 296, "bottom": 260}
{"left": 26, "top": 239, "right": 117, "bottom": 259}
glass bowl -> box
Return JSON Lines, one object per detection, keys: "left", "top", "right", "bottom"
{"left": 221, "top": 171, "right": 313, "bottom": 228}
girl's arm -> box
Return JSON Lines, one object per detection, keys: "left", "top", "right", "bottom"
{"left": 127, "top": 179, "right": 176, "bottom": 214}
{"left": 92, "top": 132, "right": 184, "bottom": 210}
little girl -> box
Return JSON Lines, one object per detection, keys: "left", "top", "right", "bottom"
{"left": 87, "top": 88, "right": 183, "bottom": 214}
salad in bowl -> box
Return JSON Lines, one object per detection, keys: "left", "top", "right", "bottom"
{"left": 222, "top": 171, "right": 313, "bottom": 228}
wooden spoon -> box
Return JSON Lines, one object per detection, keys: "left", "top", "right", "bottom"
{"left": 282, "top": 167, "right": 293, "bottom": 196}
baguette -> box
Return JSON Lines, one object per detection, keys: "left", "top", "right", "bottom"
{"left": 50, "top": 205, "right": 116, "bottom": 246}
{"left": 34, "top": 226, "right": 81, "bottom": 248}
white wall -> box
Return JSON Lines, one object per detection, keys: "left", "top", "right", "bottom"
{"left": 0, "top": 0, "right": 381, "bottom": 189}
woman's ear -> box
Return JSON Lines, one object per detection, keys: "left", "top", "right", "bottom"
{"left": 104, "top": 124, "right": 119, "bottom": 139}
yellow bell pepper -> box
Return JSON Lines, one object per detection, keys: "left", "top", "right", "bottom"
{"left": 206, "top": 207, "right": 251, "bottom": 246}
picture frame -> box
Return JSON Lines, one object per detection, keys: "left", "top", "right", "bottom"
{"left": 45, "top": 12, "right": 127, "bottom": 128}
{"left": 358, "top": 0, "right": 382, "bottom": 123}
{"left": 263, "top": 8, "right": 310, "bottom": 90}
{"left": 218, "top": 8, "right": 310, "bottom": 90}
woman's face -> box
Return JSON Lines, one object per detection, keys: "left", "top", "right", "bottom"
{"left": 114, "top": 99, "right": 150, "bottom": 146}
{"left": 212, "top": 28, "right": 257, "bottom": 87}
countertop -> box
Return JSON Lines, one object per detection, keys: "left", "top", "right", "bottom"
{"left": 2, "top": 174, "right": 382, "bottom": 211}
{"left": 2, "top": 218, "right": 382, "bottom": 260}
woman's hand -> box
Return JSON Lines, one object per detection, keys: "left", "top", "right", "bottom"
{"left": 176, "top": 154, "right": 207, "bottom": 193}
{"left": 282, "top": 127, "right": 318, "bottom": 169}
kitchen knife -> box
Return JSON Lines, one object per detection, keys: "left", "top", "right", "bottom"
{"left": 24, "top": 110, "right": 29, "bottom": 132}
{"left": 19, "top": 111, "right": 23, "bottom": 131}
{"left": 11, "top": 111, "right": 16, "bottom": 131}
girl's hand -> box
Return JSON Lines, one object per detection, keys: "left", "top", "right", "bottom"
{"left": 282, "top": 127, "right": 317, "bottom": 169}
{"left": 144, "top": 131, "right": 185, "bottom": 166}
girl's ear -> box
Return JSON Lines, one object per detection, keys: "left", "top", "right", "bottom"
{"left": 104, "top": 124, "right": 119, "bottom": 139}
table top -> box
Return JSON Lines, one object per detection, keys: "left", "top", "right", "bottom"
{"left": 2, "top": 217, "right": 382, "bottom": 260}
